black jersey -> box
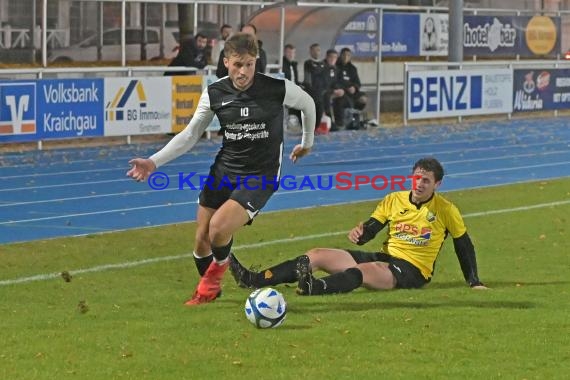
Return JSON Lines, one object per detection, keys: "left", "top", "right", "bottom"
{"left": 208, "top": 73, "right": 286, "bottom": 179}
{"left": 149, "top": 74, "right": 315, "bottom": 175}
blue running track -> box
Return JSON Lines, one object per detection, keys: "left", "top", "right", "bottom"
{"left": 1, "top": 117, "right": 569, "bottom": 244}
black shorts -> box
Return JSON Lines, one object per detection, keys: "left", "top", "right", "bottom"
{"left": 198, "top": 171, "right": 277, "bottom": 223}
{"left": 346, "top": 250, "right": 430, "bottom": 289}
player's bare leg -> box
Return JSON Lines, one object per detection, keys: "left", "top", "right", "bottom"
{"left": 192, "top": 205, "right": 216, "bottom": 276}
{"left": 208, "top": 199, "right": 249, "bottom": 247}
{"left": 297, "top": 249, "right": 396, "bottom": 295}
{"left": 306, "top": 248, "right": 358, "bottom": 274}
{"left": 186, "top": 200, "right": 250, "bottom": 306}
{"left": 357, "top": 262, "right": 397, "bottom": 290}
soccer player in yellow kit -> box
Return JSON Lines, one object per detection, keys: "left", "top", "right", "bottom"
{"left": 229, "top": 157, "right": 488, "bottom": 294}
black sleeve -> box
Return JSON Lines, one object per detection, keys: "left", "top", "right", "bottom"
{"left": 352, "top": 66, "right": 361, "bottom": 89}
{"left": 303, "top": 61, "right": 312, "bottom": 87}
{"left": 179, "top": 47, "right": 195, "bottom": 66}
{"left": 258, "top": 49, "right": 267, "bottom": 73}
{"left": 332, "top": 68, "right": 344, "bottom": 90}
{"left": 164, "top": 56, "right": 177, "bottom": 76}
{"left": 293, "top": 62, "right": 299, "bottom": 84}
{"left": 453, "top": 232, "right": 484, "bottom": 287}
{"left": 357, "top": 217, "right": 386, "bottom": 246}
{"left": 282, "top": 59, "right": 291, "bottom": 81}
{"left": 216, "top": 50, "right": 227, "bottom": 78}
{"left": 196, "top": 49, "right": 207, "bottom": 69}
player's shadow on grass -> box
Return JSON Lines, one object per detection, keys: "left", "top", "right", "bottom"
{"left": 291, "top": 299, "right": 536, "bottom": 313}
{"left": 428, "top": 280, "right": 570, "bottom": 289}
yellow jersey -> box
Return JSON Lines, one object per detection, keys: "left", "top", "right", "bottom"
{"left": 371, "top": 191, "right": 467, "bottom": 279}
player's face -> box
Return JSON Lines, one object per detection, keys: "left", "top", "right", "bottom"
{"left": 410, "top": 168, "right": 441, "bottom": 203}
{"left": 224, "top": 53, "right": 256, "bottom": 91}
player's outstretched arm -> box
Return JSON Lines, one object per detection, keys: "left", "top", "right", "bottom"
{"left": 137, "top": 88, "right": 214, "bottom": 172}
{"left": 127, "top": 158, "right": 156, "bottom": 182}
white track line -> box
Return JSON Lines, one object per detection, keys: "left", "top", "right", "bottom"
{"left": 1, "top": 199, "right": 569, "bottom": 287}
{"left": 0, "top": 201, "right": 198, "bottom": 225}
{"left": 2, "top": 135, "right": 570, "bottom": 174}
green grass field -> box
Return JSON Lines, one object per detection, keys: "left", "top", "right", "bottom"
{"left": 1, "top": 178, "right": 569, "bottom": 380}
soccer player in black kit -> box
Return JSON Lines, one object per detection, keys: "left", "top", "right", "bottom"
{"left": 127, "top": 33, "right": 316, "bottom": 306}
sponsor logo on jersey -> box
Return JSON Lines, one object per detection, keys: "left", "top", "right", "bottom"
{"left": 420, "top": 227, "right": 432, "bottom": 239}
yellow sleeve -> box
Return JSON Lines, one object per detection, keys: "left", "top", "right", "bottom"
{"left": 370, "top": 194, "right": 392, "bottom": 224}
{"left": 445, "top": 203, "right": 467, "bottom": 238}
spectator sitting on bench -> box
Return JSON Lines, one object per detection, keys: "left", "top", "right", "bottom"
{"left": 321, "top": 49, "right": 344, "bottom": 131}
{"left": 334, "top": 47, "right": 368, "bottom": 129}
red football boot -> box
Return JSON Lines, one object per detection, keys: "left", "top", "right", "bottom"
{"left": 184, "top": 260, "right": 229, "bottom": 306}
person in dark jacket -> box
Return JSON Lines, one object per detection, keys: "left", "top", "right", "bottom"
{"left": 164, "top": 33, "right": 208, "bottom": 76}
{"left": 334, "top": 47, "right": 368, "bottom": 128}
{"left": 211, "top": 24, "right": 233, "bottom": 65}
{"left": 303, "top": 43, "right": 326, "bottom": 130}
{"left": 321, "top": 49, "right": 344, "bottom": 130}
{"left": 283, "top": 44, "right": 299, "bottom": 83}
{"left": 303, "top": 43, "right": 324, "bottom": 92}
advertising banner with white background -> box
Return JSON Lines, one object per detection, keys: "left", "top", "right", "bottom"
{"left": 419, "top": 13, "right": 448, "bottom": 57}
{"left": 407, "top": 68, "right": 513, "bottom": 120}
{"left": 104, "top": 77, "right": 171, "bottom": 136}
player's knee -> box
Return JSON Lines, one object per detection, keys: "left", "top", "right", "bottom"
{"left": 207, "top": 220, "right": 233, "bottom": 246}
{"left": 303, "top": 248, "right": 325, "bottom": 268}
{"left": 208, "top": 223, "right": 223, "bottom": 242}
{"left": 305, "top": 248, "right": 336, "bottom": 270}
{"left": 305, "top": 248, "right": 326, "bottom": 261}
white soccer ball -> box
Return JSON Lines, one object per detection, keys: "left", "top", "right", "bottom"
{"left": 244, "top": 288, "right": 287, "bottom": 329}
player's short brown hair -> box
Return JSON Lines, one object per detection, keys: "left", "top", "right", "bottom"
{"left": 224, "top": 32, "right": 258, "bottom": 58}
